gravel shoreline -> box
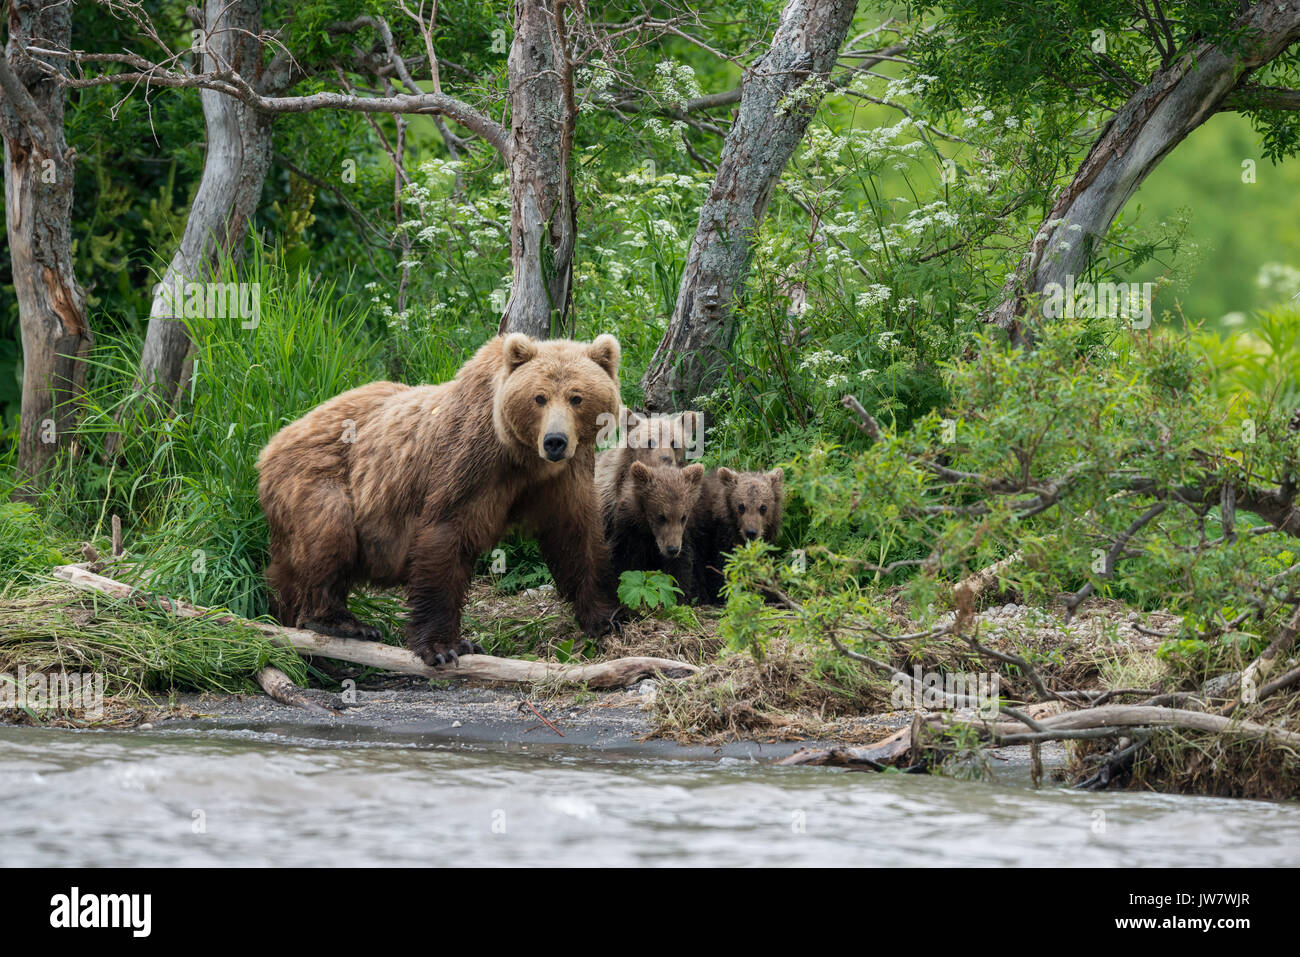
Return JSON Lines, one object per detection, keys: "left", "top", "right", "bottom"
{"left": 146, "top": 677, "right": 1065, "bottom": 780}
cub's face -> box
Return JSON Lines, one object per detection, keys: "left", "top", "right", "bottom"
{"left": 624, "top": 411, "right": 702, "bottom": 467}
{"left": 630, "top": 461, "right": 705, "bottom": 557}
{"left": 717, "top": 468, "right": 785, "bottom": 542}
{"left": 497, "top": 333, "right": 622, "bottom": 462}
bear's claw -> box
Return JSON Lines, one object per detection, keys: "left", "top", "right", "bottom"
{"left": 419, "top": 638, "right": 484, "bottom": 668}
{"left": 299, "top": 614, "right": 383, "bottom": 643}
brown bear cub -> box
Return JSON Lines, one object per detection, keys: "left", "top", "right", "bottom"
{"left": 605, "top": 461, "right": 706, "bottom": 592}
{"left": 594, "top": 410, "right": 701, "bottom": 511}
{"left": 689, "top": 467, "right": 785, "bottom": 604}
{"left": 257, "top": 333, "right": 625, "bottom": 666}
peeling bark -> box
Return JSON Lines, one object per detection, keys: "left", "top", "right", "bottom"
{"left": 1, "top": 0, "right": 90, "bottom": 487}
{"left": 498, "top": 0, "right": 577, "bottom": 339}
{"left": 987, "top": 1, "right": 1300, "bottom": 339}
{"left": 133, "top": 0, "right": 274, "bottom": 411}
{"left": 641, "top": 0, "right": 858, "bottom": 410}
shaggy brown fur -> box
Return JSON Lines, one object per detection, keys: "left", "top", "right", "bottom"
{"left": 689, "top": 467, "right": 785, "bottom": 604}
{"left": 594, "top": 410, "right": 701, "bottom": 511}
{"left": 257, "top": 333, "right": 625, "bottom": 665}
{"left": 605, "top": 461, "right": 705, "bottom": 591}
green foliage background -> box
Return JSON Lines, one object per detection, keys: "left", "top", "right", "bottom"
{"left": 0, "top": 0, "right": 1298, "bottom": 690}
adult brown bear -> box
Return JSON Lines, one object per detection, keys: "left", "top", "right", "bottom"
{"left": 256, "top": 333, "right": 625, "bottom": 666}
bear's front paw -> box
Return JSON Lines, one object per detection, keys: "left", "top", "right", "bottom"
{"left": 415, "top": 638, "right": 486, "bottom": 668}
{"left": 578, "top": 604, "right": 630, "bottom": 638}
{"left": 299, "top": 613, "right": 383, "bottom": 643}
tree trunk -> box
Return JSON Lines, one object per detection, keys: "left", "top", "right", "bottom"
{"left": 498, "top": 0, "right": 577, "bottom": 339}
{"left": 640, "top": 0, "right": 858, "bottom": 410}
{"left": 986, "top": 1, "right": 1300, "bottom": 339}
{"left": 0, "top": 0, "right": 90, "bottom": 487}
{"left": 134, "top": 0, "right": 273, "bottom": 408}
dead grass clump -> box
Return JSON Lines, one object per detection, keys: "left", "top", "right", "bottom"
{"left": 602, "top": 612, "right": 725, "bottom": 664}
{"left": 1066, "top": 689, "right": 1300, "bottom": 799}
{"left": 651, "top": 638, "right": 882, "bottom": 743}
{"left": 0, "top": 582, "right": 308, "bottom": 701}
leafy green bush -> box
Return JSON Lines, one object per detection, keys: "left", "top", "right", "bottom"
{"left": 725, "top": 315, "right": 1300, "bottom": 666}
{"left": 617, "top": 569, "right": 682, "bottom": 612}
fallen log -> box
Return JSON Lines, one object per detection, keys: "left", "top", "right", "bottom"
{"left": 988, "top": 704, "right": 1300, "bottom": 748}
{"left": 51, "top": 564, "right": 699, "bottom": 689}
{"left": 777, "top": 702, "right": 1300, "bottom": 768}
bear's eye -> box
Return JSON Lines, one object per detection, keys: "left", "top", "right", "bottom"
{"left": 648, "top": 439, "right": 657, "bottom": 448}
{"left": 759, "top": 504, "right": 767, "bottom": 515}
{"left": 737, "top": 504, "right": 746, "bottom": 515}
{"left": 534, "top": 395, "right": 546, "bottom": 406}
{"left": 680, "top": 515, "right": 687, "bottom": 523}
{"left": 658, "top": 514, "right": 668, "bottom": 524}
{"left": 569, "top": 395, "right": 582, "bottom": 406}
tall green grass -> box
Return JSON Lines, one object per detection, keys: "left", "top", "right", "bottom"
{"left": 42, "top": 248, "right": 385, "bottom": 617}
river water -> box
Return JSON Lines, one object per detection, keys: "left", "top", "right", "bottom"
{"left": 0, "top": 725, "right": 1296, "bottom": 866}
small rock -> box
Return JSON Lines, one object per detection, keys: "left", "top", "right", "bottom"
{"left": 451, "top": 720, "right": 462, "bottom": 729}
{"left": 137, "top": 723, "right": 153, "bottom": 731}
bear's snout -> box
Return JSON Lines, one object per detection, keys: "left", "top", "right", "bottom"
{"left": 664, "top": 544, "right": 681, "bottom": 558}
{"left": 743, "top": 528, "right": 760, "bottom": 541}
{"left": 543, "top": 432, "right": 569, "bottom": 461}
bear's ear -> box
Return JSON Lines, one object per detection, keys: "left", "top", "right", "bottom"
{"left": 587, "top": 334, "right": 621, "bottom": 380}
{"left": 716, "top": 467, "right": 738, "bottom": 488}
{"left": 503, "top": 333, "right": 538, "bottom": 373}
{"left": 768, "top": 467, "right": 785, "bottom": 496}
{"left": 682, "top": 463, "right": 705, "bottom": 485}
{"left": 630, "top": 460, "right": 653, "bottom": 485}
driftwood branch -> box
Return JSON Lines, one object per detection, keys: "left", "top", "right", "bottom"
{"left": 778, "top": 703, "right": 1300, "bottom": 768}
{"left": 51, "top": 565, "right": 699, "bottom": 689}
{"left": 255, "top": 666, "right": 339, "bottom": 716}
{"left": 1221, "top": 604, "right": 1300, "bottom": 716}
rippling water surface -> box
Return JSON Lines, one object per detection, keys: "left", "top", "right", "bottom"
{"left": 1, "top": 726, "right": 1296, "bottom": 866}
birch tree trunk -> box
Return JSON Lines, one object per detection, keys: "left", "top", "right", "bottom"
{"left": 0, "top": 0, "right": 90, "bottom": 487}
{"left": 133, "top": 0, "right": 273, "bottom": 409}
{"left": 498, "top": 0, "right": 577, "bottom": 339}
{"left": 985, "top": 1, "right": 1300, "bottom": 339}
{"left": 640, "top": 0, "right": 857, "bottom": 410}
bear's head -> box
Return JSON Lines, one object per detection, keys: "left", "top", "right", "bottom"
{"left": 623, "top": 410, "right": 702, "bottom": 467}
{"left": 629, "top": 461, "right": 705, "bottom": 558}
{"left": 495, "top": 333, "right": 622, "bottom": 463}
{"left": 716, "top": 467, "right": 785, "bottom": 543}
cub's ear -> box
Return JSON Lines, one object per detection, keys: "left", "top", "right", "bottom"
{"left": 682, "top": 463, "right": 705, "bottom": 485}
{"left": 630, "top": 461, "right": 653, "bottom": 485}
{"left": 716, "top": 467, "right": 738, "bottom": 488}
{"left": 503, "top": 333, "right": 538, "bottom": 373}
{"left": 587, "top": 334, "right": 621, "bottom": 380}
{"left": 768, "top": 467, "right": 785, "bottom": 495}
